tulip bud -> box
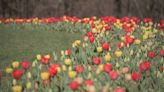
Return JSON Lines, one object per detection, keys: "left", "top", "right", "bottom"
{"left": 26, "top": 82, "right": 32, "bottom": 89}
{"left": 130, "top": 50, "right": 133, "bottom": 55}
{"left": 12, "top": 79, "right": 17, "bottom": 86}
{"left": 62, "top": 65, "right": 67, "bottom": 71}
{"left": 61, "top": 50, "right": 65, "bottom": 56}
{"left": 26, "top": 72, "right": 31, "bottom": 79}
{"left": 88, "top": 73, "right": 92, "bottom": 78}
{"left": 116, "top": 62, "right": 120, "bottom": 68}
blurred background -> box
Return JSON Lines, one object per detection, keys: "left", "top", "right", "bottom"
{"left": 0, "top": 0, "right": 164, "bottom": 21}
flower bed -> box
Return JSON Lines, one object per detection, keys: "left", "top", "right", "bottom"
{"left": 1, "top": 16, "right": 164, "bottom": 92}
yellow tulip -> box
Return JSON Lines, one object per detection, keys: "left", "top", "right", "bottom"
{"left": 12, "top": 61, "right": 19, "bottom": 68}
{"left": 61, "top": 50, "right": 65, "bottom": 56}
{"left": 26, "top": 82, "right": 32, "bottom": 89}
{"left": 75, "top": 40, "right": 81, "bottom": 46}
{"left": 96, "top": 69, "right": 101, "bottom": 74}
{"left": 98, "top": 64, "right": 104, "bottom": 71}
{"left": 135, "top": 39, "right": 141, "bottom": 45}
{"left": 12, "top": 85, "right": 22, "bottom": 92}
{"left": 6, "top": 67, "right": 13, "bottom": 74}
{"left": 114, "top": 20, "right": 122, "bottom": 29}
{"left": 72, "top": 43, "right": 76, "bottom": 48}
{"left": 40, "top": 72, "right": 49, "bottom": 80}
{"left": 97, "top": 47, "right": 103, "bottom": 53}
{"left": 92, "top": 28, "right": 97, "bottom": 33}
{"left": 62, "top": 65, "right": 67, "bottom": 71}
{"left": 115, "top": 50, "right": 122, "bottom": 57}
{"left": 45, "top": 54, "right": 50, "bottom": 59}
{"left": 143, "top": 34, "right": 148, "bottom": 40}
{"left": 104, "top": 53, "right": 111, "bottom": 62}
{"left": 96, "top": 64, "right": 104, "bottom": 74}
{"left": 32, "top": 60, "right": 37, "bottom": 67}
{"left": 68, "top": 70, "right": 77, "bottom": 78}
{"left": 64, "top": 58, "right": 72, "bottom": 65}
{"left": 36, "top": 54, "right": 41, "bottom": 60}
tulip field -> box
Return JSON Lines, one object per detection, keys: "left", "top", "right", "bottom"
{"left": 0, "top": 16, "right": 164, "bottom": 92}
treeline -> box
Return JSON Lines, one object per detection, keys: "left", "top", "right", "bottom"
{"left": 0, "top": 0, "right": 163, "bottom": 21}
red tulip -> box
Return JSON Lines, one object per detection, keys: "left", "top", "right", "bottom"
{"left": 12, "top": 69, "right": 23, "bottom": 80}
{"left": 121, "top": 16, "right": 130, "bottom": 23}
{"left": 115, "top": 87, "right": 125, "bottom": 92}
{"left": 126, "top": 37, "right": 134, "bottom": 44}
{"left": 109, "top": 71, "right": 119, "bottom": 80}
{"left": 143, "top": 18, "right": 152, "bottom": 23}
{"left": 108, "top": 16, "right": 117, "bottom": 24}
{"left": 48, "top": 64, "right": 59, "bottom": 77}
{"left": 131, "top": 72, "right": 140, "bottom": 81}
{"left": 69, "top": 81, "right": 79, "bottom": 91}
{"left": 160, "top": 49, "right": 164, "bottom": 56}
{"left": 147, "top": 51, "right": 155, "bottom": 58}
{"left": 89, "top": 36, "right": 95, "bottom": 43}
{"left": 116, "top": 42, "right": 122, "bottom": 49}
{"left": 92, "top": 57, "right": 101, "bottom": 65}
{"left": 22, "top": 61, "right": 30, "bottom": 69}
{"left": 140, "top": 61, "right": 151, "bottom": 73}
{"left": 102, "top": 42, "right": 109, "bottom": 50}
{"left": 132, "top": 16, "right": 140, "bottom": 24}
{"left": 65, "top": 49, "right": 72, "bottom": 56}
{"left": 104, "top": 25, "right": 111, "bottom": 31}
{"left": 75, "top": 65, "right": 84, "bottom": 73}
{"left": 41, "top": 56, "right": 50, "bottom": 64}
{"left": 125, "top": 28, "right": 132, "bottom": 33}
{"left": 87, "top": 32, "right": 93, "bottom": 37}
{"left": 104, "top": 63, "right": 112, "bottom": 73}
{"left": 84, "top": 79, "right": 93, "bottom": 86}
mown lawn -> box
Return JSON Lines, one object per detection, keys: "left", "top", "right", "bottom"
{"left": 0, "top": 24, "right": 84, "bottom": 69}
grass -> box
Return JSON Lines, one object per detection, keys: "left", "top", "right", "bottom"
{"left": 0, "top": 24, "right": 85, "bottom": 92}
{"left": 0, "top": 24, "right": 84, "bottom": 69}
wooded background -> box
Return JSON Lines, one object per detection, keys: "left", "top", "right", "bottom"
{"left": 0, "top": 0, "right": 164, "bottom": 21}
